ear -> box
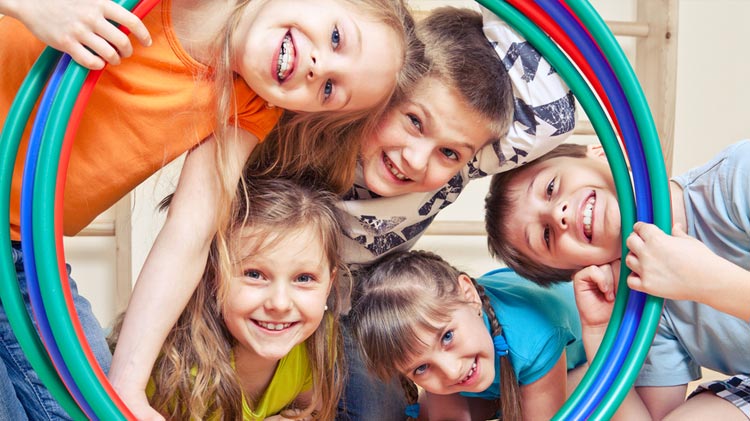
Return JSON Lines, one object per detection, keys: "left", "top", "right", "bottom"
{"left": 586, "top": 144, "right": 606, "bottom": 159}
{"left": 457, "top": 274, "right": 481, "bottom": 309}
{"left": 327, "top": 267, "right": 337, "bottom": 295}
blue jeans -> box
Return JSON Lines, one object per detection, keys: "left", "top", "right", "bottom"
{"left": 337, "top": 316, "right": 408, "bottom": 421}
{"left": 0, "top": 242, "right": 112, "bottom": 420}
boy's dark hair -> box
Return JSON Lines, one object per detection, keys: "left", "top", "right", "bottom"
{"left": 485, "top": 143, "right": 589, "bottom": 287}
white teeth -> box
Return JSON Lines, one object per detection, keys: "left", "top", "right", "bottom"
{"left": 460, "top": 362, "right": 477, "bottom": 384}
{"left": 277, "top": 34, "right": 293, "bottom": 81}
{"left": 384, "top": 155, "right": 410, "bottom": 181}
{"left": 257, "top": 321, "right": 291, "bottom": 331}
{"left": 583, "top": 196, "right": 595, "bottom": 240}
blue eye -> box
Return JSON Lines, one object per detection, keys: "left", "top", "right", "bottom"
{"left": 407, "top": 113, "right": 422, "bottom": 132}
{"left": 323, "top": 79, "right": 333, "bottom": 101}
{"left": 296, "top": 274, "right": 314, "bottom": 283}
{"left": 440, "top": 148, "right": 458, "bottom": 161}
{"left": 414, "top": 363, "right": 428, "bottom": 376}
{"left": 442, "top": 330, "right": 454, "bottom": 345}
{"left": 244, "top": 269, "right": 262, "bottom": 280}
{"left": 331, "top": 26, "right": 340, "bottom": 49}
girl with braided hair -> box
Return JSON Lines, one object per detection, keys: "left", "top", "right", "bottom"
{"left": 349, "top": 250, "right": 586, "bottom": 420}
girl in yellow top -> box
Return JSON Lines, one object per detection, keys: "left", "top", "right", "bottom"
{"left": 111, "top": 176, "right": 347, "bottom": 420}
{"left": 0, "top": 0, "right": 421, "bottom": 418}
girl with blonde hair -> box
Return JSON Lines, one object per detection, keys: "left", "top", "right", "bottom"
{"left": 1, "top": 0, "right": 422, "bottom": 418}
{"left": 111, "top": 176, "right": 348, "bottom": 420}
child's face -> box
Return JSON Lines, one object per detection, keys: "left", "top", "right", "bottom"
{"left": 398, "top": 276, "right": 495, "bottom": 395}
{"left": 360, "top": 77, "right": 494, "bottom": 197}
{"left": 505, "top": 149, "right": 622, "bottom": 271}
{"left": 234, "top": 0, "right": 402, "bottom": 112}
{"left": 224, "top": 225, "right": 333, "bottom": 363}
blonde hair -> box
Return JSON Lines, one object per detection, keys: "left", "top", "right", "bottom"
{"left": 485, "top": 143, "right": 589, "bottom": 286}
{"left": 113, "top": 177, "right": 348, "bottom": 420}
{"left": 244, "top": 0, "right": 427, "bottom": 194}
{"left": 350, "top": 250, "right": 523, "bottom": 421}
{"left": 417, "top": 7, "right": 514, "bottom": 139}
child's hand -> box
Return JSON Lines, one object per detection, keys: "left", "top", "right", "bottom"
{"left": 571, "top": 260, "right": 619, "bottom": 330}
{"left": 626, "top": 222, "right": 721, "bottom": 302}
{"left": 111, "top": 385, "right": 164, "bottom": 421}
{"left": 7, "top": 0, "right": 151, "bottom": 70}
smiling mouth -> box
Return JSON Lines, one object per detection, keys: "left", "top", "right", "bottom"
{"left": 383, "top": 154, "right": 411, "bottom": 181}
{"left": 255, "top": 320, "right": 295, "bottom": 331}
{"left": 277, "top": 32, "right": 295, "bottom": 82}
{"left": 456, "top": 358, "right": 478, "bottom": 386}
{"left": 583, "top": 193, "right": 596, "bottom": 241}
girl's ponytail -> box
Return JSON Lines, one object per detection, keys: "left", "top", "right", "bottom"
{"left": 475, "top": 281, "right": 522, "bottom": 421}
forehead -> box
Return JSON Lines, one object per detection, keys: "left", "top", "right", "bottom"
{"left": 234, "top": 225, "right": 329, "bottom": 261}
{"left": 412, "top": 78, "right": 494, "bottom": 141}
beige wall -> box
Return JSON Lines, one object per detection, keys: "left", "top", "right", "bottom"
{"left": 61, "top": 0, "right": 750, "bottom": 335}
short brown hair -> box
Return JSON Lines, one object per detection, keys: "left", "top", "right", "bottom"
{"left": 417, "top": 7, "right": 514, "bottom": 139}
{"left": 485, "top": 143, "right": 589, "bottom": 287}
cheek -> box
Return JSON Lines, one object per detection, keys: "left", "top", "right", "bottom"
{"left": 423, "top": 164, "right": 458, "bottom": 190}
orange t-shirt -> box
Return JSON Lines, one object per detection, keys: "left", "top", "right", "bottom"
{"left": 0, "top": 0, "right": 282, "bottom": 239}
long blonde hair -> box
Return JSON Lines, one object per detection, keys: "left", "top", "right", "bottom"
{"left": 117, "top": 177, "right": 348, "bottom": 420}
{"left": 350, "top": 250, "right": 523, "bottom": 421}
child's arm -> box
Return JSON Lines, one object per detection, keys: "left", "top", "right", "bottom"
{"left": 518, "top": 352, "right": 569, "bottom": 420}
{"left": 572, "top": 262, "right": 658, "bottom": 421}
{"left": 0, "top": 0, "right": 151, "bottom": 70}
{"left": 109, "top": 130, "right": 258, "bottom": 419}
{"left": 626, "top": 222, "right": 750, "bottom": 321}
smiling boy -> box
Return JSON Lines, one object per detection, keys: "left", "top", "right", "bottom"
{"left": 485, "top": 140, "right": 750, "bottom": 419}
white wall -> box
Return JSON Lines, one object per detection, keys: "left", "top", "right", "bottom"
{"left": 62, "top": 0, "right": 750, "bottom": 329}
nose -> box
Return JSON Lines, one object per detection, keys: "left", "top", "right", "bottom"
{"left": 435, "top": 355, "right": 462, "bottom": 383}
{"left": 265, "top": 282, "right": 292, "bottom": 312}
{"left": 552, "top": 202, "right": 569, "bottom": 230}
{"left": 402, "top": 140, "right": 430, "bottom": 173}
{"left": 307, "top": 49, "right": 333, "bottom": 81}
{"left": 307, "top": 53, "right": 317, "bottom": 80}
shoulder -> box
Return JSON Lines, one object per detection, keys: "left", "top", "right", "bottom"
{"left": 674, "top": 140, "right": 750, "bottom": 199}
{"left": 477, "top": 269, "right": 579, "bottom": 338}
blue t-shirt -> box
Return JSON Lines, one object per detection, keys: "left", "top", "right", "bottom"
{"left": 461, "top": 268, "right": 585, "bottom": 400}
{"left": 636, "top": 140, "right": 750, "bottom": 386}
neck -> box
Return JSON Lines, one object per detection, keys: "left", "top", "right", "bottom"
{"left": 233, "top": 346, "right": 279, "bottom": 405}
{"left": 669, "top": 180, "right": 687, "bottom": 228}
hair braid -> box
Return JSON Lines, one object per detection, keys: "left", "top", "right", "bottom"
{"left": 474, "top": 281, "right": 522, "bottom": 421}
{"left": 398, "top": 374, "right": 420, "bottom": 421}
